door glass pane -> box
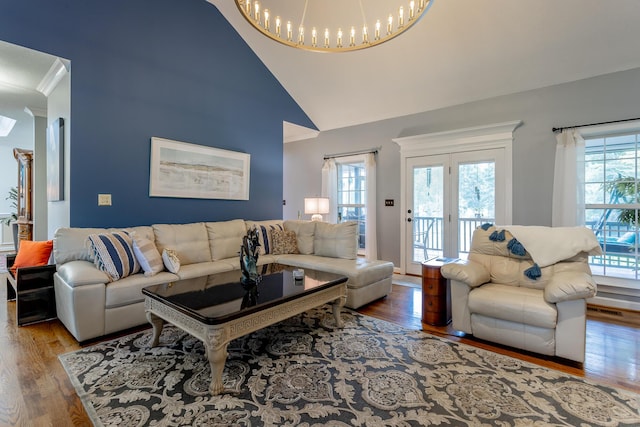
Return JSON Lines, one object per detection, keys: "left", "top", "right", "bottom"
{"left": 458, "top": 161, "right": 495, "bottom": 259}
{"left": 413, "top": 165, "right": 443, "bottom": 262}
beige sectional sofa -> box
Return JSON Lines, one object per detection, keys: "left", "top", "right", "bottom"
{"left": 53, "top": 219, "right": 394, "bottom": 342}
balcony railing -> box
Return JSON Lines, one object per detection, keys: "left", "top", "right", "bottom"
{"left": 412, "top": 216, "right": 494, "bottom": 262}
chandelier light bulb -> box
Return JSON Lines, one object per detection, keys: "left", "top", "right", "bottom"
{"left": 235, "top": 0, "right": 433, "bottom": 52}
{"left": 264, "top": 9, "right": 270, "bottom": 31}
{"left": 254, "top": 1, "right": 260, "bottom": 24}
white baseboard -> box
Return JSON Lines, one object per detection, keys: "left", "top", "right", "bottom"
{"left": 588, "top": 295, "right": 640, "bottom": 312}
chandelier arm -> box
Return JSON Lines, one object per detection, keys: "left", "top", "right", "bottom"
{"left": 358, "top": 0, "right": 367, "bottom": 28}
{"left": 300, "top": 0, "right": 309, "bottom": 28}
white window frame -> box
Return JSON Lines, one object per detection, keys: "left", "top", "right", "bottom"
{"left": 578, "top": 120, "right": 640, "bottom": 300}
{"left": 336, "top": 155, "right": 367, "bottom": 255}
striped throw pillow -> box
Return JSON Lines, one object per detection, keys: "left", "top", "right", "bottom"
{"left": 87, "top": 231, "right": 140, "bottom": 282}
{"left": 131, "top": 232, "right": 163, "bottom": 277}
{"left": 254, "top": 224, "right": 283, "bottom": 255}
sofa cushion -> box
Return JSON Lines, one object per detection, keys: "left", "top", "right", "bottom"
{"left": 275, "top": 254, "right": 393, "bottom": 289}
{"left": 206, "top": 220, "right": 246, "bottom": 261}
{"left": 468, "top": 283, "right": 557, "bottom": 329}
{"left": 313, "top": 221, "right": 358, "bottom": 259}
{"left": 153, "top": 223, "right": 211, "bottom": 265}
{"left": 87, "top": 231, "right": 141, "bottom": 282}
{"left": 173, "top": 260, "right": 235, "bottom": 280}
{"left": 283, "top": 220, "right": 316, "bottom": 255}
{"left": 54, "top": 226, "right": 154, "bottom": 265}
{"left": 271, "top": 229, "right": 299, "bottom": 255}
{"left": 105, "top": 271, "right": 179, "bottom": 308}
{"left": 245, "top": 220, "right": 284, "bottom": 255}
{"left": 54, "top": 227, "right": 109, "bottom": 265}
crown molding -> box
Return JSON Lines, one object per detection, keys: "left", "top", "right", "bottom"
{"left": 37, "top": 58, "right": 69, "bottom": 97}
{"left": 283, "top": 121, "right": 320, "bottom": 143}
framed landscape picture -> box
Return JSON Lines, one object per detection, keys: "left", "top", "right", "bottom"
{"left": 149, "top": 137, "right": 250, "bottom": 200}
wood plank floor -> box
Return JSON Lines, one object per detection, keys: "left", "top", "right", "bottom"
{"left": 0, "top": 279, "right": 638, "bottom": 426}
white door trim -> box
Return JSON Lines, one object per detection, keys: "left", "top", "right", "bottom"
{"left": 393, "top": 120, "right": 521, "bottom": 274}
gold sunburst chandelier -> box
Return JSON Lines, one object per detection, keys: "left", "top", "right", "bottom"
{"left": 234, "top": 0, "right": 433, "bottom": 53}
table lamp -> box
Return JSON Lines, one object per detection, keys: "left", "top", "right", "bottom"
{"left": 304, "top": 197, "right": 330, "bottom": 222}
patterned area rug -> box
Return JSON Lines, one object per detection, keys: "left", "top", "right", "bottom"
{"left": 59, "top": 306, "right": 640, "bottom": 426}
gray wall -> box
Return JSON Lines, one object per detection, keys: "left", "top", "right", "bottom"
{"left": 284, "top": 67, "right": 640, "bottom": 266}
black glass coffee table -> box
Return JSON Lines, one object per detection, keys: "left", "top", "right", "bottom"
{"left": 142, "top": 264, "right": 347, "bottom": 395}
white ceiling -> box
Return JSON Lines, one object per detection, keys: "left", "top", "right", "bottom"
{"left": 211, "top": 0, "right": 640, "bottom": 132}
{"left": 0, "top": 40, "right": 53, "bottom": 119}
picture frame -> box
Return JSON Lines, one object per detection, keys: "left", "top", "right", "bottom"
{"left": 46, "top": 117, "right": 64, "bottom": 201}
{"left": 149, "top": 137, "right": 250, "bottom": 200}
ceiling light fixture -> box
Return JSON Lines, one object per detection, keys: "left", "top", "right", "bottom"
{"left": 234, "top": 0, "right": 433, "bottom": 53}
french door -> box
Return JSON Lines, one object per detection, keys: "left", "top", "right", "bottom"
{"left": 405, "top": 149, "right": 507, "bottom": 275}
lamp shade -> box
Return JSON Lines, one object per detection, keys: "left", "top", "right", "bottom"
{"left": 304, "top": 197, "right": 330, "bottom": 221}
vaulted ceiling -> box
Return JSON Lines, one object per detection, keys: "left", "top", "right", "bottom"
{"left": 210, "top": 0, "right": 640, "bottom": 132}
{"left": 2, "top": 1, "right": 640, "bottom": 136}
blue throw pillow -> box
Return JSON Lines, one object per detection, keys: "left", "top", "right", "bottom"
{"left": 87, "top": 231, "right": 141, "bottom": 282}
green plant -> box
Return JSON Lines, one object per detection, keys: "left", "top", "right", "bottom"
{"left": 607, "top": 176, "right": 639, "bottom": 226}
{"left": 1, "top": 187, "right": 18, "bottom": 226}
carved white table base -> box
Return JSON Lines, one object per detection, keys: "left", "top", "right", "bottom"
{"left": 145, "top": 282, "right": 346, "bottom": 395}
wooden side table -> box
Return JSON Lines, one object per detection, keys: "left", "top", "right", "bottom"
{"left": 421, "top": 258, "right": 454, "bottom": 326}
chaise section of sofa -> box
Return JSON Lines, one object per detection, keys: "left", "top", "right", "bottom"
{"left": 52, "top": 219, "right": 394, "bottom": 342}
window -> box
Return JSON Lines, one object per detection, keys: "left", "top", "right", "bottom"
{"left": 337, "top": 160, "right": 366, "bottom": 251}
{"left": 584, "top": 131, "right": 640, "bottom": 280}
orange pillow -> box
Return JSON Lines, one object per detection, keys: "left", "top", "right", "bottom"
{"left": 10, "top": 240, "right": 54, "bottom": 273}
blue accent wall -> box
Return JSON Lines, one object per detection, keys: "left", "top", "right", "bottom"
{"left": 0, "top": 0, "right": 315, "bottom": 227}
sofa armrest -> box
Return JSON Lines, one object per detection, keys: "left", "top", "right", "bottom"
{"left": 56, "top": 260, "right": 109, "bottom": 288}
{"left": 441, "top": 260, "right": 490, "bottom": 288}
{"left": 544, "top": 271, "right": 597, "bottom": 303}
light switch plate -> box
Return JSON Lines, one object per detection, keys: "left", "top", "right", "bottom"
{"left": 98, "top": 194, "right": 112, "bottom": 206}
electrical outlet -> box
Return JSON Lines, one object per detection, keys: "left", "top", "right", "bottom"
{"left": 98, "top": 194, "right": 112, "bottom": 206}
{"left": 385, "top": 199, "right": 394, "bottom": 206}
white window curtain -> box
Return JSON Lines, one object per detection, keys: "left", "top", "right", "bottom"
{"left": 552, "top": 129, "right": 585, "bottom": 226}
{"left": 364, "top": 152, "right": 378, "bottom": 260}
{"left": 321, "top": 158, "right": 337, "bottom": 223}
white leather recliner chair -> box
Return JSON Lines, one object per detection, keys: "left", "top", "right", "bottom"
{"left": 441, "top": 225, "right": 599, "bottom": 363}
